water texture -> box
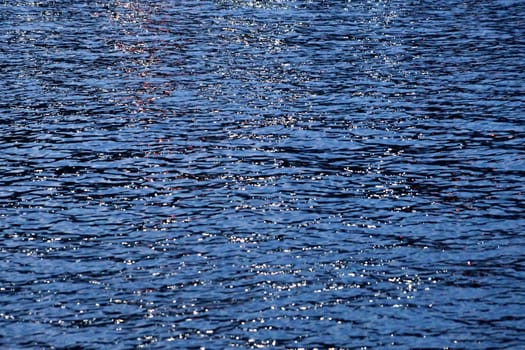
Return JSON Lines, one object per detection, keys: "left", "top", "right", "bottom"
{"left": 1, "top": 0, "right": 524, "bottom": 348}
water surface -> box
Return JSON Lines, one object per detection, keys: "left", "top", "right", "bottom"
{"left": 1, "top": 0, "right": 524, "bottom": 348}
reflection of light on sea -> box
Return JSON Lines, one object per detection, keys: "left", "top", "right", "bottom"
{"left": 104, "top": 1, "right": 176, "bottom": 120}
{"left": 218, "top": 0, "right": 292, "bottom": 10}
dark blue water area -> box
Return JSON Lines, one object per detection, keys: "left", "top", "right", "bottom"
{"left": 1, "top": 0, "right": 524, "bottom": 348}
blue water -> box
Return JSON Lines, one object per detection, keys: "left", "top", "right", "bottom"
{"left": 1, "top": 0, "right": 524, "bottom": 348}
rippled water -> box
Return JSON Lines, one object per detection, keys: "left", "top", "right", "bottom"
{"left": 1, "top": 0, "right": 524, "bottom": 348}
